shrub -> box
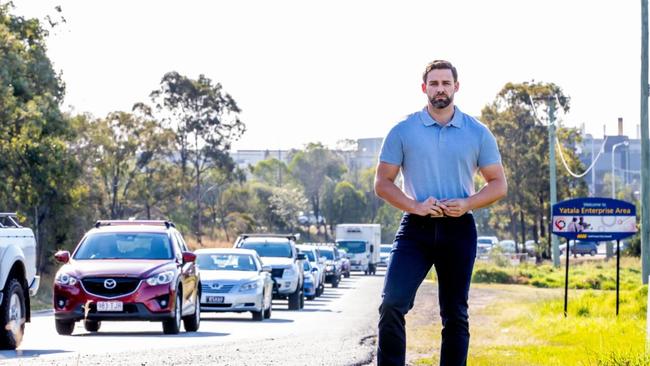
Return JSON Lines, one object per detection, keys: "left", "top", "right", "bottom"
{"left": 472, "top": 268, "right": 513, "bottom": 284}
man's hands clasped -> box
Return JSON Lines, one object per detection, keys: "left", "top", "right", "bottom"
{"left": 412, "top": 197, "right": 471, "bottom": 218}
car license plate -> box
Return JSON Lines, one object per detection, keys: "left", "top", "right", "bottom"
{"left": 206, "top": 296, "right": 224, "bottom": 303}
{"left": 97, "top": 301, "right": 123, "bottom": 312}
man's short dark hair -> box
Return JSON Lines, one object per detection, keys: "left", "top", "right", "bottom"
{"left": 422, "top": 60, "right": 458, "bottom": 83}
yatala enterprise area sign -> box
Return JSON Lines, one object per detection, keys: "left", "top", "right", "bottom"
{"left": 552, "top": 197, "right": 636, "bottom": 241}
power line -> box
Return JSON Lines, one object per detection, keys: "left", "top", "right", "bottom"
{"left": 555, "top": 135, "right": 608, "bottom": 178}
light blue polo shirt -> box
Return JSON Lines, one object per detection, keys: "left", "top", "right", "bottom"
{"left": 379, "top": 106, "right": 501, "bottom": 202}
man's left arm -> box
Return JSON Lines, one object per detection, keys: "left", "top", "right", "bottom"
{"left": 442, "top": 163, "right": 508, "bottom": 217}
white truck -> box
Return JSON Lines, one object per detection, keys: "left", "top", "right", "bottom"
{"left": 335, "top": 224, "right": 381, "bottom": 275}
{"left": 0, "top": 213, "right": 40, "bottom": 350}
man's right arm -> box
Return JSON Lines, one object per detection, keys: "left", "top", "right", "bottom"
{"left": 374, "top": 162, "right": 445, "bottom": 217}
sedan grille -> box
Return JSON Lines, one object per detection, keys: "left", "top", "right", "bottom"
{"left": 271, "top": 268, "right": 284, "bottom": 278}
{"left": 201, "top": 283, "right": 234, "bottom": 294}
{"left": 81, "top": 277, "right": 141, "bottom": 298}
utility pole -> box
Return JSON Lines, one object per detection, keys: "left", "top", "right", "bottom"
{"left": 641, "top": 0, "right": 650, "bottom": 284}
{"left": 549, "top": 99, "right": 560, "bottom": 267}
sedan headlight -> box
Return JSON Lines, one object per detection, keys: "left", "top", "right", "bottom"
{"left": 282, "top": 268, "right": 295, "bottom": 278}
{"left": 55, "top": 273, "right": 78, "bottom": 286}
{"left": 146, "top": 271, "right": 174, "bottom": 286}
{"left": 239, "top": 281, "right": 259, "bottom": 292}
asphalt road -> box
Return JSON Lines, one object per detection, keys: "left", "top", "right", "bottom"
{"left": 1, "top": 270, "right": 385, "bottom": 366}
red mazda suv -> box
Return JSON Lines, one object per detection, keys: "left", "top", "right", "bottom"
{"left": 53, "top": 220, "right": 200, "bottom": 335}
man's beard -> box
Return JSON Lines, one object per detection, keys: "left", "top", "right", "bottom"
{"left": 430, "top": 94, "right": 452, "bottom": 109}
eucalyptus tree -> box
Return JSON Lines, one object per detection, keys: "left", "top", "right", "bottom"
{"left": 481, "top": 81, "right": 587, "bottom": 257}
{"left": 148, "top": 72, "right": 245, "bottom": 243}
{"left": 0, "top": 3, "right": 80, "bottom": 272}
{"left": 289, "top": 143, "right": 346, "bottom": 236}
{"left": 75, "top": 111, "right": 174, "bottom": 219}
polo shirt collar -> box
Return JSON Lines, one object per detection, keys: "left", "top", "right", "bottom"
{"left": 420, "top": 106, "right": 464, "bottom": 128}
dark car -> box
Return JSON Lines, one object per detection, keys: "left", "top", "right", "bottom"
{"left": 52, "top": 220, "right": 200, "bottom": 335}
{"left": 338, "top": 248, "right": 351, "bottom": 278}
{"left": 560, "top": 240, "right": 598, "bottom": 256}
{"left": 318, "top": 246, "right": 342, "bottom": 288}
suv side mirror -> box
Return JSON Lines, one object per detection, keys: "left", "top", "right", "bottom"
{"left": 296, "top": 253, "right": 306, "bottom": 261}
{"left": 182, "top": 252, "right": 196, "bottom": 263}
{"left": 370, "top": 245, "right": 374, "bottom": 253}
{"left": 54, "top": 250, "right": 70, "bottom": 264}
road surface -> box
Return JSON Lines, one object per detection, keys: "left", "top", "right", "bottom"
{"left": 1, "top": 271, "right": 385, "bottom": 365}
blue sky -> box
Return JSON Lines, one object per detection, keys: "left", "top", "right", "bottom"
{"left": 11, "top": 0, "right": 641, "bottom": 150}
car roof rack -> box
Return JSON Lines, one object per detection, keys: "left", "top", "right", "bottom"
{"left": 239, "top": 233, "right": 298, "bottom": 241}
{"left": 0, "top": 213, "right": 21, "bottom": 228}
{"left": 94, "top": 220, "right": 176, "bottom": 229}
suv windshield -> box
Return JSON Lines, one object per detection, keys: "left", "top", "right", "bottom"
{"left": 300, "top": 250, "right": 316, "bottom": 262}
{"left": 337, "top": 240, "right": 366, "bottom": 254}
{"left": 240, "top": 241, "right": 292, "bottom": 258}
{"left": 380, "top": 246, "right": 392, "bottom": 253}
{"left": 477, "top": 238, "right": 493, "bottom": 245}
{"left": 197, "top": 254, "right": 257, "bottom": 271}
{"left": 75, "top": 232, "right": 173, "bottom": 260}
{"left": 320, "top": 249, "right": 335, "bottom": 260}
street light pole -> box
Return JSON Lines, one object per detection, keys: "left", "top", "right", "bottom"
{"left": 611, "top": 141, "right": 629, "bottom": 200}
{"left": 608, "top": 141, "right": 629, "bottom": 259}
{"left": 549, "top": 99, "right": 560, "bottom": 268}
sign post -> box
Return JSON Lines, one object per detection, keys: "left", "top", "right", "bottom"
{"left": 552, "top": 198, "right": 637, "bottom": 317}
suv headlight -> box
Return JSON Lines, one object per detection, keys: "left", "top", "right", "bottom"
{"left": 239, "top": 281, "right": 259, "bottom": 292}
{"left": 146, "top": 271, "right": 174, "bottom": 286}
{"left": 55, "top": 273, "right": 78, "bottom": 286}
{"left": 282, "top": 268, "right": 295, "bottom": 278}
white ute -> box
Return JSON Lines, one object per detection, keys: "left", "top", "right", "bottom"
{"left": 0, "top": 213, "right": 40, "bottom": 350}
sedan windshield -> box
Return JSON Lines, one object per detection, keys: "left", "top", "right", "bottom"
{"left": 74, "top": 233, "right": 173, "bottom": 260}
{"left": 197, "top": 254, "right": 257, "bottom": 271}
{"left": 240, "top": 242, "right": 292, "bottom": 258}
{"left": 302, "top": 250, "right": 316, "bottom": 262}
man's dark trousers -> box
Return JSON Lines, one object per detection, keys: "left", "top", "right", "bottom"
{"left": 377, "top": 213, "right": 477, "bottom": 366}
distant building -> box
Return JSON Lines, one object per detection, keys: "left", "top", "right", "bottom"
{"left": 230, "top": 149, "right": 292, "bottom": 170}
{"left": 579, "top": 130, "right": 639, "bottom": 198}
{"left": 229, "top": 137, "right": 384, "bottom": 173}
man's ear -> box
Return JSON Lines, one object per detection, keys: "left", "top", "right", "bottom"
{"left": 421, "top": 83, "right": 427, "bottom": 93}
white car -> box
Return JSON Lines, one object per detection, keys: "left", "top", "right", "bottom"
{"left": 195, "top": 248, "right": 273, "bottom": 321}
{"left": 476, "top": 236, "right": 498, "bottom": 257}
{"left": 379, "top": 244, "right": 392, "bottom": 267}
{"left": 296, "top": 244, "right": 325, "bottom": 297}
{"left": 497, "top": 240, "right": 517, "bottom": 253}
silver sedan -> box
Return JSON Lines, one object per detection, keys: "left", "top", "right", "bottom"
{"left": 195, "top": 248, "right": 274, "bottom": 321}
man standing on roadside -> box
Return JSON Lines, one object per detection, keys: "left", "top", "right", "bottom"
{"left": 374, "top": 60, "right": 507, "bottom": 366}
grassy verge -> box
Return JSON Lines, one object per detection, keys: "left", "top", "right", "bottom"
{"left": 469, "top": 257, "right": 641, "bottom": 290}
{"left": 411, "top": 284, "right": 648, "bottom": 366}
{"left": 412, "top": 257, "right": 649, "bottom": 365}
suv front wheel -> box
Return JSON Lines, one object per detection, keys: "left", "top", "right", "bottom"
{"left": 163, "top": 292, "right": 182, "bottom": 334}
{"left": 288, "top": 286, "right": 303, "bottom": 310}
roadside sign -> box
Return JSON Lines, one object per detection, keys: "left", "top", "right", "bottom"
{"left": 552, "top": 197, "right": 636, "bottom": 241}
{"left": 552, "top": 197, "right": 637, "bottom": 318}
